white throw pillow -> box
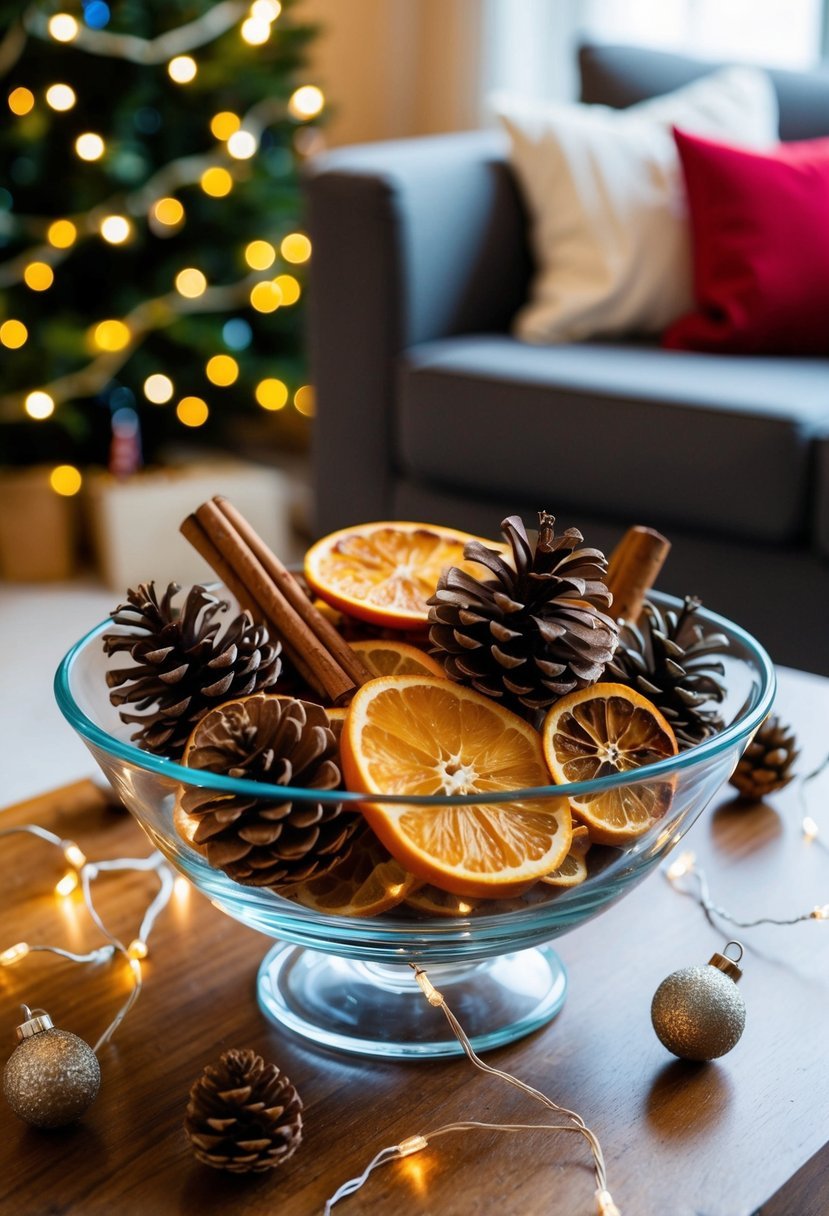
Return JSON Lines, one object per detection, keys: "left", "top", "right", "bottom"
{"left": 493, "top": 68, "right": 779, "bottom": 343}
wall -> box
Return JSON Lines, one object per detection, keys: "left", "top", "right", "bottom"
{"left": 296, "top": 0, "right": 485, "bottom": 147}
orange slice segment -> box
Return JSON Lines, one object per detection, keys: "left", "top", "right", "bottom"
{"left": 280, "top": 829, "right": 420, "bottom": 917}
{"left": 349, "top": 638, "right": 446, "bottom": 678}
{"left": 540, "top": 825, "right": 591, "bottom": 888}
{"left": 341, "top": 675, "right": 571, "bottom": 897}
{"left": 542, "top": 682, "right": 678, "bottom": 846}
{"left": 304, "top": 521, "right": 500, "bottom": 631}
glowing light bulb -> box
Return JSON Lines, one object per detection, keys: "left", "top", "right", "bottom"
{"left": 812, "top": 904, "right": 829, "bottom": 920}
{"left": 92, "top": 319, "right": 131, "bottom": 351}
{"left": 46, "top": 83, "right": 76, "bottom": 111}
{"left": 293, "top": 385, "right": 315, "bottom": 417}
{"left": 210, "top": 110, "right": 241, "bottom": 141}
{"left": 274, "top": 273, "right": 300, "bottom": 305}
{"left": 8, "top": 87, "right": 35, "bottom": 116}
{"left": 99, "top": 214, "right": 132, "bottom": 244}
{"left": 0, "top": 942, "right": 29, "bottom": 966}
{"left": 241, "top": 16, "right": 270, "bottom": 45}
{"left": 206, "top": 354, "right": 239, "bottom": 386}
{"left": 144, "top": 373, "right": 174, "bottom": 404}
{"left": 227, "top": 129, "right": 257, "bottom": 160}
{"left": 48, "top": 13, "right": 79, "bottom": 42}
{"left": 168, "top": 56, "right": 197, "bottom": 84}
{"left": 47, "top": 218, "right": 77, "bottom": 248}
{"left": 175, "top": 268, "right": 207, "bottom": 298}
{"left": 255, "top": 378, "right": 288, "bottom": 410}
{"left": 55, "top": 871, "right": 79, "bottom": 897}
{"left": 244, "top": 240, "right": 275, "bottom": 270}
{"left": 24, "top": 261, "right": 54, "bottom": 291}
{"left": 50, "top": 465, "right": 83, "bottom": 496}
{"left": 63, "top": 842, "right": 87, "bottom": 868}
{"left": 176, "top": 396, "right": 209, "bottom": 427}
{"left": 152, "top": 197, "right": 184, "bottom": 227}
{"left": 251, "top": 0, "right": 281, "bottom": 19}
{"left": 0, "top": 319, "right": 28, "bottom": 349}
{"left": 803, "top": 816, "right": 820, "bottom": 841}
{"left": 75, "top": 132, "right": 105, "bottom": 161}
{"left": 127, "top": 939, "right": 149, "bottom": 960}
{"left": 666, "top": 851, "right": 696, "bottom": 881}
{"left": 25, "top": 391, "right": 55, "bottom": 420}
{"left": 289, "top": 85, "right": 325, "bottom": 120}
{"left": 280, "top": 232, "right": 311, "bottom": 263}
{"left": 200, "top": 166, "right": 233, "bottom": 197}
{"left": 173, "top": 875, "right": 190, "bottom": 899}
{"left": 249, "top": 280, "right": 281, "bottom": 312}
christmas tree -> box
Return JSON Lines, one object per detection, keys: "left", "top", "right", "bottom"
{"left": 0, "top": 0, "right": 322, "bottom": 477}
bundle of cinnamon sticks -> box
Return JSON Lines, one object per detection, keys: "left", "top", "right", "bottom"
{"left": 181, "top": 497, "right": 373, "bottom": 704}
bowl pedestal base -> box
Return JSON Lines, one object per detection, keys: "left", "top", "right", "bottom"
{"left": 257, "top": 944, "right": 568, "bottom": 1059}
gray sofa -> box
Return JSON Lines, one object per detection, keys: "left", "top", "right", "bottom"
{"left": 304, "top": 43, "right": 829, "bottom": 675}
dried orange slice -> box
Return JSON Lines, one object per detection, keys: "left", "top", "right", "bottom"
{"left": 304, "top": 521, "right": 499, "bottom": 631}
{"left": 540, "top": 825, "right": 591, "bottom": 888}
{"left": 341, "top": 676, "right": 571, "bottom": 898}
{"left": 280, "top": 828, "right": 420, "bottom": 917}
{"left": 542, "top": 682, "right": 678, "bottom": 846}
{"left": 349, "top": 638, "right": 446, "bottom": 678}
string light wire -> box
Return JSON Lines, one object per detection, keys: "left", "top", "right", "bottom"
{"left": 0, "top": 823, "right": 174, "bottom": 1053}
{"left": 324, "top": 964, "right": 618, "bottom": 1216}
{"left": 664, "top": 851, "right": 829, "bottom": 929}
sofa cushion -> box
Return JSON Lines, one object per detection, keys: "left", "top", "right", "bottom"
{"left": 579, "top": 42, "right": 829, "bottom": 143}
{"left": 397, "top": 336, "right": 829, "bottom": 544}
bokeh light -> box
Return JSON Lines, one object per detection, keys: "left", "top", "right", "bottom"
{"left": 288, "top": 85, "right": 325, "bottom": 120}
{"left": 152, "top": 197, "right": 184, "bottom": 227}
{"left": 45, "top": 83, "right": 76, "bottom": 111}
{"left": 75, "top": 132, "right": 105, "bottom": 161}
{"left": 8, "top": 87, "right": 35, "bottom": 116}
{"left": 144, "top": 374, "right": 174, "bottom": 404}
{"left": 222, "top": 318, "right": 252, "bottom": 350}
{"left": 249, "top": 281, "right": 282, "bottom": 313}
{"left": 176, "top": 396, "right": 209, "bottom": 427}
{"left": 47, "top": 219, "right": 77, "bottom": 248}
{"left": 210, "top": 111, "right": 240, "bottom": 141}
{"left": 200, "top": 166, "right": 233, "bottom": 197}
{"left": 206, "top": 355, "right": 239, "bottom": 386}
{"left": 50, "top": 465, "right": 83, "bottom": 496}
{"left": 99, "top": 215, "right": 132, "bottom": 244}
{"left": 0, "top": 320, "right": 28, "bottom": 349}
{"left": 252, "top": 0, "right": 281, "bottom": 19}
{"left": 168, "top": 56, "right": 197, "bottom": 84}
{"left": 92, "top": 319, "right": 131, "bottom": 351}
{"left": 244, "top": 240, "right": 275, "bottom": 270}
{"left": 255, "top": 378, "right": 288, "bottom": 411}
{"left": 227, "top": 130, "right": 257, "bottom": 160}
{"left": 280, "top": 232, "right": 311, "bottom": 264}
{"left": 175, "top": 268, "right": 207, "bottom": 298}
{"left": 241, "top": 17, "right": 270, "bottom": 45}
{"left": 48, "top": 14, "right": 79, "bottom": 42}
{"left": 24, "top": 262, "right": 54, "bottom": 291}
{"left": 25, "top": 391, "right": 55, "bottom": 420}
{"left": 294, "top": 385, "right": 315, "bottom": 416}
{"left": 274, "top": 273, "right": 301, "bottom": 305}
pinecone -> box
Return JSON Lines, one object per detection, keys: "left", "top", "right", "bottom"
{"left": 103, "top": 583, "right": 281, "bottom": 759}
{"left": 607, "top": 596, "right": 727, "bottom": 750}
{"left": 184, "top": 1048, "right": 302, "bottom": 1173}
{"left": 177, "top": 693, "right": 357, "bottom": 887}
{"left": 428, "top": 512, "right": 618, "bottom": 713}
{"left": 730, "top": 715, "right": 799, "bottom": 800}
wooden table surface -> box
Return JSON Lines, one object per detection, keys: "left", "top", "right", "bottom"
{"left": 1, "top": 667, "right": 828, "bottom": 1216}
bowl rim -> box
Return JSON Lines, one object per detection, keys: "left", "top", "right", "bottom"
{"left": 54, "top": 590, "right": 776, "bottom": 807}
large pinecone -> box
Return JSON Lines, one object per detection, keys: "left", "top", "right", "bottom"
{"left": 730, "top": 715, "right": 799, "bottom": 800}
{"left": 607, "top": 596, "right": 727, "bottom": 750}
{"left": 177, "top": 693, "right": 357, "bottom": 887}
{"left": 103, "top": 583, "right": 281, "bottom": 758}
{"left": 185, "top": 1048, "right": 302, "bottom": 1173}
{"left": 428, "top": 512, "right": 618, "bottom": 712}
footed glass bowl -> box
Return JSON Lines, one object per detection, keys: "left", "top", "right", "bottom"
{"left": 55, "top": 592, "right": 774, "bottom": 1059}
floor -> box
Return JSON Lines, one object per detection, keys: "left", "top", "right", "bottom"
{"left": 0, "top": 458, "right": 310, "bottom": 807}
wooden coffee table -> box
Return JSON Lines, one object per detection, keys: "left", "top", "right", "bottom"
{"left": 0, "top": 665, "right": 827, "bottom": 1215}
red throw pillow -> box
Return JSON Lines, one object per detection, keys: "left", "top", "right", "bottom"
{"left": 663, "top": 128, "right": 829, "bottom": 355}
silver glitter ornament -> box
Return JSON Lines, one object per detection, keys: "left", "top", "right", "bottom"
{"left": 651, "top": 940, "right": 746, "bottom": 1062}
{"left": 3, "top": 1006, "right": 100, "bottom": 1128}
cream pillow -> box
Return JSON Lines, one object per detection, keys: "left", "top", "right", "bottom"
{"left": 493, "top": 68, "right": 779, "bottom": 344}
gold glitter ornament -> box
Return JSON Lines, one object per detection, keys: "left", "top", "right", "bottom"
{"left": 3, "top": 1007, "right": 101, "bottom": 1128}
{"left": 651, "top": 941, "right": 746, "bottom": 1062}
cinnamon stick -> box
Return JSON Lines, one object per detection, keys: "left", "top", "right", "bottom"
{"left": 212, "top": 496, "right": 373, "bottom": 687}
{"left": 185, "top": 500, "right": 358, "bottom": 704}
{"left": 606, "top": 526, "right": 671, "bottom": 624}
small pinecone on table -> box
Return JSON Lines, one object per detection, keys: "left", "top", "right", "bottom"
{"left": 103, "top": 583, "right": 281, "bottom": 759}
{"left": 428, "top": 512, "right": 618, "bottom": 713}
{"left": 730, "top": 715, "right": 799, "bottom": 800}
{"left": 178, "top": 693, "right": 356, "bottom": 887}
{"left": 185, "top": 1048, "right": 302, "bottom": 1173}
{"left": 607, "top": 596, "right": 728, "bottom": 750}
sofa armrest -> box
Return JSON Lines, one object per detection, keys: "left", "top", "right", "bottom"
{"left": 304, "top": 131, "right": 532, "bottom": 534}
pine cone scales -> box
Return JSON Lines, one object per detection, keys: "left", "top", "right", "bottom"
{"left": 103, "top": 583, "right": 281, "bottom": 758}
{"left": 730, "top": 715, "right": 799, "bottom": 799}
{"left": 185, "top": 1048, "right": 302, "bottom": 1173}
{"left": 607, "top": 596, "right": 727, "bottom": 749}
{"left": 428, "top": 513, "right": 618, "bottom": 712}
{"left": 178, "top": 694, "right": 356, "bottom": 887}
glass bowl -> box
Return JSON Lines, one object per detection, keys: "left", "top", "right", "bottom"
{"left": 55, "top": 591, "right": 775, "bottom": 1059}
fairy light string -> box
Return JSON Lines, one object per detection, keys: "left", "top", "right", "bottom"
{"left": 0, "top": 823, "right": 174, "bottom": 1053}
{"left": 324, "top": 964, "right": 620, "bottom": 1216}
